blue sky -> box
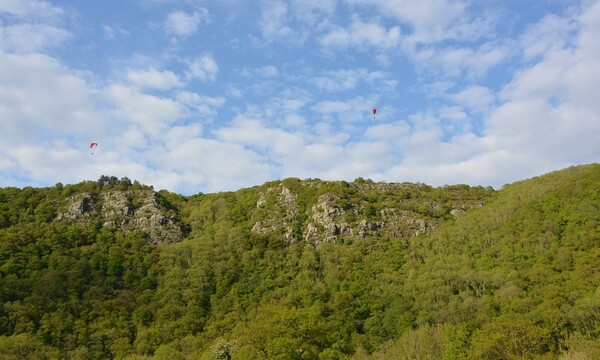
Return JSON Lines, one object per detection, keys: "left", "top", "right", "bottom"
{"left": 1, "top": 0, "right": 599, "bottom": 194}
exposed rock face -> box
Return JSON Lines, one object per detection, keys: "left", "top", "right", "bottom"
{"left": 250, "top": 181, "right": 486, "bottom": 247}
{"left": 57, "top": 190, "right": 183, "bottom": 246}
{"left": 57, "top": 193, "right": 96, "bottom": 221}
{"left": 304, "top": 194, "right": 353, "bottom": 245}
{"left": 303, "top": 193, "right": 434, "bottom": 245}
{"left": 252, "top": 185, "right": 300, "bottom": 243}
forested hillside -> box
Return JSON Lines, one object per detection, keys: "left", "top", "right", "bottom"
{"left": 1, "top": 165, "right": 599, "bottom": 359}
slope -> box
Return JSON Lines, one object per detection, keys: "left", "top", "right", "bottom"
{"left": 0, "top": 165, "right": 599, "bottom": 359}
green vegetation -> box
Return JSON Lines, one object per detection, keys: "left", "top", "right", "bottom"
{"left": 1, "top": 165, "right": 600, "bottom": 359}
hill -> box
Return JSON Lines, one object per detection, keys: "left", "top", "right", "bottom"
{"left": 0, "top": 165, "right": 599, "bottom": 359}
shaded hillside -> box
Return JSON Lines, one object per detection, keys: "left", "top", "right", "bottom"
{"left": 184, "top": 177, "right": 493, "bottom": 248}
{"left": 364, "top": 163, "right": 600, "bottom": 359}
{"left": 0, "top": 165, "right": 599, "bottom": 359}
{"left": 0, "top": 176, "right": 187, "bottom": 246}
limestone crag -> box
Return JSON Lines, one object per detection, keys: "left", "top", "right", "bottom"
{"left": 249, "top": 180, "right": 487, "bottom": 246}
{"left": 303, "top": 194, "right": 433, "bottom": 244}
{"left": 304, "top": 193, "right": 353, "bottom": 245}
{"left": 252, "top": 185, "right": 300, "bottom": 243}
{"left": 57, "top": 190, "right": 182, "bottom": 246}
{"left": 250, "top": 186, "right": 437, "bottom": 246}
{"left": 57, "top": 193, "right": 96, "bottom": 221}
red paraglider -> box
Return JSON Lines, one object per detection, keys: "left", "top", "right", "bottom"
{"left": 90, "top": 142, "right": 98, "bottom": 155}
{"left": 372, "top": 107, "right": 377, "bottom": 119}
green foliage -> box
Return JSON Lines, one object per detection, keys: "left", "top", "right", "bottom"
{"left": 0, "top": 333, "right": 60, "bottom": 359}
{"left": 359, "top": 324, "right": 447, "bottom": 360}
{"left": 468, "top": 317, "right": 551, "bottom": 360}
{"left": 1, "top": 165, "right": 600, "bottom": 358}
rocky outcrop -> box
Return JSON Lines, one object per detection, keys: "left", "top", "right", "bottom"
{"left": 57, "top": 190, "right": 183, "bottom": 246}
{"left": 302, "top": 193, "right": 435, "bottom": 245}
{"left": 252, "top": 185, "right": 300, "bottom": 243}
{"left": 250, "top": 180, "right": 487, "bottom": 247}
{"left": 57, "top": 193, "right": 96, "bottom": 220}
{"left": 48, "top": 177, "right": 490, "bottom": 248}
{"left": 304, "top": 194, "right": 353, "bottom": 245}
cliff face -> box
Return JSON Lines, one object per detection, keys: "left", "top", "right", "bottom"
{"left": 49, "top": 177, "right": 491, "bottom": 247}
{"left": 247, "top": 180, "right": 489, "bottom": 247}
{"left": 57, "top": 190, "right": 183, "bottom": 246}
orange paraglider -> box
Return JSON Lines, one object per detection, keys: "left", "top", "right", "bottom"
{"left": 90, "top": 142, "right": 98, "bottom": 155}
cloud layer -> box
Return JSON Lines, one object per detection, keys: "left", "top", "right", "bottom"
{"left": 1, "top": 0, "right": 599, "bottom": 194}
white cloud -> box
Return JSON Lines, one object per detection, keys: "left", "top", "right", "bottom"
{"left": 161, "top": 123, "right": 203, "bottom": 146}
{"left": 8, "top": 144, "right": 86, "bottom": 182}
{"left": 412, "top": 40, "right": 513, "bottom": 80}
{"left": 284, "top": 113, "right": 306, "bottom": 127}
{"left": 343, "top": 0, "right": 455, "bottom": 41}
{"left": 312, "top": 69, "right": 365, "bottom": 92}
{"left": 312, "top": 97, "right": 376, "bottom": 123}
{"left": 312, "top": 76, "right": 355, "bottom": 92}
{"left": 0, "top": 0, "right": 71, "bottom": 53}
{"left": 390, "top": 1, "right": 600, "bottom": 188}
{"left": 365, "top": 71, "right": 399, "bottom": 90}
{"left": 102, "top": 25, "right": 130, "bottom": 40}
{"left": 347, "top": 141, "right": 395, "bottom": 171}
{"left": 257, "top": 0, "right": 337, "bottom": 44}
{"left": 215, "top": 117, "right": 306, "bottom": 157}
{"left": 313, "top": 100, "right": 351, "bottom": 114}
{"left": 565, "top": 1, "right": 600, "bottom": 112}
{"left": 2, "top": 0, "right": 599, "bottom": 195}
{"left": 280, "top": 98, "right": 304, "bottom": 112}
{"left": 252, "top": 0, "right": 338, "bottom": 48}
{"left": 0, "top": 0, "right": 64, "bottom": 21}
{"left": 112, "top": 126, "right": 149, "bottom": 151}
{"left": 127, "top": 67, "right": 183, "bottom": 90}
{"left": 438, "top": 106, "right": 467, "bottom": 122}
{"left": 344, "top": 0, "right": 492, "bottom": 45}
{"left": 320, "top": 20, "right": 401, "bottom": 49}
{"left": 259, "top": 0, "right": 301, "bottom": 44}
{"left": 500, "top": 2, "right": 599, "bottom": 111}
{"left": 157, "top": 136, "right": 275, "bottom": 193}
{"left": 164, "top": 9, "right": 210, "bottom": 37}
{"left": 447, "top": 85, "right": 495, "bottom": 113}
{"left": 365, "top": 122, "right": 411, "bottom": 141}
{"left": 258, "top": 65, "right": 279, "bottom": 77}
{"left": 520, "top": 13, "right": 578, "bottom": 61}
{"left": 312, "top": 68, "right": 399, "bottom": 92}
{"left": 209, "top": 114, "right": 397, "bottom": 182}
{"left": 289, "top": 0, "right": 336, "bottom": 25}
{"left": 103, "top": 84, "right": 185, "bottom": 136}
{"left": 0, "top": 52, "right": 106, "bottom": 146}
{"left": 1, "top": 23, "right": 71, "bottom": 52}
{"left": 436, "top": 106, "right": 471, "bottom": 137}
{"left": 185, "top": 54, "right": 219, "bottom": 82}
{"left": 175, "top": 91, "right": 225, "bottom": 119}
{"left": 500, "top": 51, "right": 574, "bottom": 103}
{"left": 275, "top": 139, "right": 395, "bottom": 181}
{"left": 242, "top": 65, "right": 279, "bottom": 78}
{"left": 311, "top": 122, "right": 351, "bottom": 145}
{"left": 297, "top": 143, "right": 345, "bottom": 174}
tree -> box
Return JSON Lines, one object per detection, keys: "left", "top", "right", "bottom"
{"left": 210, "top": 339, "right": 240, "bottom": 360}
{"left": 468, "top": 317, "right": 551, "bottom": 360}
{"left": 0, "top": 333, "right": 60, "bottom": 359}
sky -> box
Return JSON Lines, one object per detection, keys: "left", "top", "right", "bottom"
{"left": 1, "top": 0, "right": 599, "bottom": 195}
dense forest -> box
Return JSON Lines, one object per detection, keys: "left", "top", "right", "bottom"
{"left": 0, "top": 165, "right": 599, "bottom": 359}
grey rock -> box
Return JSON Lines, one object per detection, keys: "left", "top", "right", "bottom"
{"left": 57, "top": 190, "right": 182, "bottom": 246}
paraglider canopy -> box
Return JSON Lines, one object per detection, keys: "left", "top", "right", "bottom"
{"left": 90, "top": 142, "right": 98, "bottom": 155}
{"left": 372, "top": 107, "right": 377, "bottom": 119}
